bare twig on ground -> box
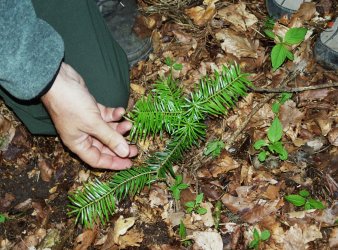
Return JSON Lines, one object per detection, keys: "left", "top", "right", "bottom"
{"left": 251, "top": 82, "right": 338, "bottom": 93}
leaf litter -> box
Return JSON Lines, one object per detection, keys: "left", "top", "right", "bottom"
{"left": 0, "top": 0, "right": 337, "bottom": 249}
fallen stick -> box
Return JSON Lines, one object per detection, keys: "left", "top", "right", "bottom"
{"left": 251, "top": 82, "right": 338, "bottom": 93}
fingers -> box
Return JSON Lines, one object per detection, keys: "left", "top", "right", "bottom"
{"left": 91, "top": 120, "right": 130, "bottom": 158}
{"left": 92, "top": 138, "right": 138, "bottom": 158}
{"left": 98, "top": 104, "right": 125, "bottom": 122}
{"left": 82, "top": 146, "right": 133, "bottom": 170}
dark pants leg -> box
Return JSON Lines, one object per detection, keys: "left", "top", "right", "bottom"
{"left": 0, "top": 0, "right": 130, "bottom": 135}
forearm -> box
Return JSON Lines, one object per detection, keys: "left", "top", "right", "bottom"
{"left": 0, "top": 0, "right": 64, "bottom": 100}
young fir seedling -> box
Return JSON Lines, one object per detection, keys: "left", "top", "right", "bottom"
{"left": 169, "top": 175, "right": 189, "bottom": 200}
{"left": 179, "top": 220, "right": 192, "bottom": 247}
{"left": 285, "top": 189, "right": 326, "bottom": 210}
{"left": 263, "top": 18, "right": 307, "bottom": 70}
{"left": 185, "top": 193, "right": 207, "bottom": 215}
{"left": 249, "top": 228, "right": 271, "bottom": 249}
{"left": 203, "top": 139, "right": 225, "bottom": 158}
{"left": 254, "top": 117, "right": 288, "bottom": 162}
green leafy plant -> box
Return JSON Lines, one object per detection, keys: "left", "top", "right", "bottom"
{"left": 169, "top": 175, "right": 189, "bottom": 200}
{"left": 254, "top": 117, "right": 288, "bottom": 162}
{"left": 264, "top": 20, "right": 307, "bottom": 70}
{"left": 0, "top": 214, "right": 6, "bottom": 223}
{"left": 272, "top": 92, "right": 292, "bottom": 114}
{"left": 285, "top": 189, "right": 326, "bottom": 210}
{"left": 249, "top": 228, "right": 271, "bottom": 249}
{"left": 203, "top": 139, "right": 225, "bottom": 158}
{"left": 68, "top": 59, "right": 252, "bottom": 228}
{"left": 179, "top": 220, "right": 192, "bottom": 247}
{"left": 213, "top": 200, "right": 222, "bottom": 230}
{"left": 185, "top": 193, "right": 207, "bottom": 215}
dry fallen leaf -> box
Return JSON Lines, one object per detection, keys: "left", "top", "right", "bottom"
{"left": 328, "top": 127, "right": 338, "bottom": 146}
{"left": 113, "top": 216, "right": 136, "bottom": 244}
{"left": 189, "top": 231, "right": 223, "bottom": 250}
{"left": 210, "top": 152, "right": 240, "bottom": 177}
{"left": 0, "top": 114, "right": 15, "bottom": 151}
{"left": 118, "top": 227, "right": 144, "bottom": 249}
{"left": 130, "top": 83, "right": 146, "bottom": 95}
{"left": 329, "top": 227, "right": 338, "bottom": 249}
{"left": 75, "top": 229, "right": 97, "bottom": 250}
{"left": 38, "top": 158, "right": 54, "bottom": 182}
{"left": 185, "top": 0, "right": 217, "bottom": 26}
{"left": 149, "top": 184, "right": 169, "bottom": 208}
{"left": 279, "top": 100, "right": 304, "bottom": 142}
{"left": 215, "top": 29, "right": 258, "bottom": 58}
{"left": 217, "top": 2, "right": 258, "bottom": 31}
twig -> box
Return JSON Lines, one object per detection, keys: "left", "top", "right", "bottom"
{"left": 225, "top": 71, "right": 300, "bottom": 149}
{"left": 251, "top": 82, "right": 338, "bottom": 93}
{"left": 224, "top": 93, "right": 276, "bottom": 149}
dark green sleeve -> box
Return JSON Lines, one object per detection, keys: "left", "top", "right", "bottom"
{"left": 0, "top": 0, "right": 64, "bottom": 100}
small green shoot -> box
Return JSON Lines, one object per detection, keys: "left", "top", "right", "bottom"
{"left": 179, "top": 220, "right": 192, "bottom": 247}
{"left": 213, "top": 200, "right": 222, "bottom": 230}
{"left": 264, "top": 20, "right": 307, "bottom": 70}
{"left": 165, "top": 57, "right": 183, "bottom": 70}
{"left": 249, "top": 228, "right": 271, "bottom": 249}
{"left": 185, "top": 193, "right": 207, "bottom": 215}
{"left": 0, "top": 214, "right": 7, "bottom": 223}
{"left": 285, "top": 189, "right": 326, "bottom": 210}
{"left": 254, "top": 117, "right": 288, "bottom": 162}
{"left": 204, "top": 139, "right": 225, "bottom": 158}
{"left": 169, "top": 175, "right": 189, "bottom": 200}
{"left": 272, "top": 92, "right": 293, "bottom": 114}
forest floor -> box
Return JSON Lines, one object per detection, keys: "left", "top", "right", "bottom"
{"left": 0, "top": 0, "right": 337, "bottom": 249}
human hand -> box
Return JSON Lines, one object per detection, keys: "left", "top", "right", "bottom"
{"left": 41, "top": 62, "right": 137, "bottom": 170}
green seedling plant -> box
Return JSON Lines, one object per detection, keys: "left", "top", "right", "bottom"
{"left": 213, "top": 200, "right": 222, "bottom": 230}
{"left": 185, "top": 193, "right": 207, "bottom": 215}
{"left": 68, "top": 58, "right": 252, "bottom": 228}
{"left": 179, "top": 220, "right": 192, "bottom": 247}
{"left": 249, "top": 228, "right": 271, "bottom": 249}
{"left": 0, "top": 214, "right": 6, "bottom": 223}
{"left": 285, "top": 189, "right": 326, "bottom": 210}
{"left": 254, "top": 117, "right": 288, "bottom": 162}
{"left": 272, "top": 92, "right": 292, "bottom": 114}
{"left": 169, "top": 175, "right": 189, "bottom": 200}
{"left": 263, "top": 18, "right": 308, "bottom": 70}
{"left": 203, "top": 139, "right": 225, "bottom": 158}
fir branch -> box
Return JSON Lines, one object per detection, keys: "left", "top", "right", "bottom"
{"left": 186, "top": 64, "right": 251, "bottom": 118}
{"left": 68, "top": 62, "right": 252, "bottom": 228}
{"left": 68, "top": 166, "right": 157, "bottom": 227}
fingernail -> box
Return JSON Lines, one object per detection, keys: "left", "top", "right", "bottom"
{"left": 115, "top": 143, "right": 129, "bottom": 157}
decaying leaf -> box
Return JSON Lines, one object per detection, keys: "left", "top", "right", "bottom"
{"left": 283, "top": 224, "right": 322, "bottom": 250}
{"left": 328, "top": 127, "right": 338, "bottom": 146}
{"left": 185, "top": 0, "right": 217, "bottom": 26}
{"left": 217, "top": 2, "right": 258, "bottom": 31}
{"left": 189, "top": 231, "right": 223, "bottom": 250}
{"left": 215, "top": 29, "right": 258, "bottom": 58}
{"left": 113, "top": 216, "right": 136, "bottom": 244}
{"left": 75, "top": 229, "right": 97, "bottom": 250}
{"left": 118, "top": 228, "right": 144, "bottom": 249}
{"left": 0, "top": 114, "right": 15, "bottom": 151}
{"left": 130, "top": 83, "right": 146, "bottom": 95}
{"left": 329, "top": 227, "right": 338, "bottom": 249}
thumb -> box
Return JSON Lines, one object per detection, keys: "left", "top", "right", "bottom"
{"left": 91, "top": 121, "right": 130, "bottom": 157}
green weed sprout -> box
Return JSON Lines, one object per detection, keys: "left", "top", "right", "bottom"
{"left": 285, "top": 189, "right": 326, "bottom": 210}
{"left": 169, "top": 175, "right": 189, "bottom": 200}
{"left": 249, "top": 228, "right": 271, "bottom": 249}
{"left": 204, "top": 139, "right": 225, "bottom": 158}
{"left": 264, "top": 18, "right": 307, "bottom": 70}
{"left": 185, "top": 193, "right": 207, "bottom": 215}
